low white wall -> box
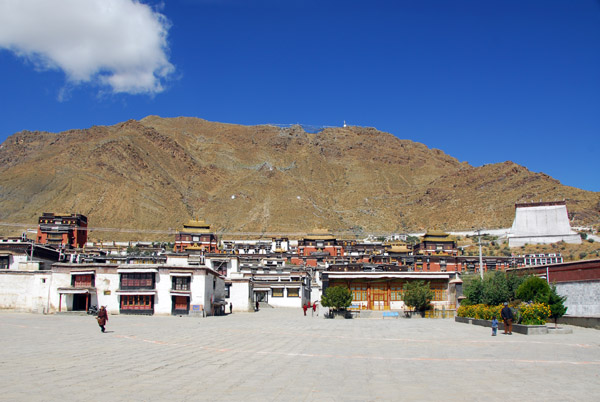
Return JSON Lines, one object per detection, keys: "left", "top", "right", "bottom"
{"left": 508, "top": 234, "right": 581, "bottom": 247}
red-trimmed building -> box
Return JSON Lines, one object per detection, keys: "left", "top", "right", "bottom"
{"left": 174, "top": 219, "right": 219, "bottom": 253}
{"left": 413, "top": 231, "right": 459, "bottom": 272}
{"left": 292, "top": 229, "right": 344, "bottom": 267}
{"left": 36, "top": 213, "right": 88, "bottom": 249}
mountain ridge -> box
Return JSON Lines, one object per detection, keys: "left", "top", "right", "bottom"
{"left": 0, "top": 116, "right": 597, "bottom": 240}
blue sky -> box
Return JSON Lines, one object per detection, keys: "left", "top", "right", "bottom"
{"left": 1, "top": 0, "right": 599, "bottom": 191}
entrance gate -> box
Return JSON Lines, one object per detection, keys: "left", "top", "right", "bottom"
{"left": 369, "top": 285, "right": 389, "bottom": 310}
{"left": 255, "top": 290, "right": 268, "bottom": 303}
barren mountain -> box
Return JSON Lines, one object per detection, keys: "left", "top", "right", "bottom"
{"left": 0, "top": 116, "right": 597, "bottom": 240}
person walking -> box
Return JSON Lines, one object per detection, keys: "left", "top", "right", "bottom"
{"left": 501, "top": 302, "right": 513, "bottom": 335}
{"left": 491, "top": 316, "right": 498, "bottom": 336}
{"left": 312, "top": 301, "right": 317, "bottom": 317}
{"left": 255, "top": 300, "right": 259, "bottom": 312}
{"left": 229, "top": 302, "right": 233, "bottom": 314}
{"left": 303, "top": 303, "right": 308, "bottom": 316}
{"left": 97, "top": 306, "right": 108, "bottom": 333}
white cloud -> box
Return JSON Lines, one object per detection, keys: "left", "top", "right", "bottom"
{"left": 0, "top": 0, "right": 174, "bottom": 95}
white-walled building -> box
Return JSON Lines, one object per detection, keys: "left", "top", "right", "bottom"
{"left": 508, "top": 201, "right": 582, "bottom": 247}
{"left": 0, "top": 254, "right": 225, "bottom": 316}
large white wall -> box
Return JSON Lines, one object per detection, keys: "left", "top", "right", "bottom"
{"left": 509, "top": 204, "right": 581, "bottom": 247}
{"left": 267, "top": 286, "right": 303, "bottom": 308}
{"left": 556, "top": 281, "right": 600, "bottom": 317}
{"left": 94, "top": 271, "right": 120, "bottom": 313}
{"left": 0, "top": 272, "right": 51, "bottom": 313}
{"left": 227, "top": 281, "right": 252, "bottom": 312}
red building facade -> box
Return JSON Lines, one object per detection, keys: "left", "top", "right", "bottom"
{"left": 37, "top": 213, "right": 88, "bottom": 248}
{"left": 174, "top": 220, "right": 219, "bottom": 253}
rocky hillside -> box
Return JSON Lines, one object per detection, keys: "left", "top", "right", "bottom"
{"left": 0, "top": 116, "right": 598, "bottom": 240}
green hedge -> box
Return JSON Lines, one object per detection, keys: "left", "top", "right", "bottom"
{"left": 457, "top": 303, "right": 550, "bottom": 325}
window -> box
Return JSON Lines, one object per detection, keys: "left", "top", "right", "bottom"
{"left": 72, "top": 274, "right": 93, "bottom": 287}
{"left": 430, "top": 284, "right": 446, "bottom": 301}
{"left": 391, "top": 285, "right": 404, "bottom": 301}
{"left": 172, "top": 276, "right": 190, "bottom": 291}
{"left": 121, "top": 273, "right": 154, "bottom": 289}
{"left": 173, "top": 296, "right": 188, "bottom": 311}
{"left": 272, "top": 288, "right": 284, "bottom": 297}
{"left": 350, "top": 284, "right": 367, "bottom": 301}
{"left": 287, "top": 288, "right": 299, "bottom": 297}
{"left": 120, "top": 295, "right": 154, "bottom": 310}
{"left": 225, "top": 284, "right": 231, "bottom": 298}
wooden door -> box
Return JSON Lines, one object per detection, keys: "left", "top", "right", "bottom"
{"left": 370, "top": 285, "right": 389, "bottom": 310}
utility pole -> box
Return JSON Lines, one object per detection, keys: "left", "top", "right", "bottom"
{"left": 477, "top": 229, "right": 484, "bottom": 279}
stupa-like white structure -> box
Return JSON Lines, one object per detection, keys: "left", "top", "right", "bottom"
{"left": 508, "top": 201, "right": 582, "bottom": 247}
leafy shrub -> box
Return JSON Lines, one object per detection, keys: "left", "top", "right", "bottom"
{"left": 321, "top": 286, "right": 353, "bottom": 311}
{"left": 516, "top": 276, "right": 550, "bottom": 303}
{"left": 520, "top": 303, "right": 550, "bottom": 325}
{"left": 462, "top": 272, "right": 524, "bottom": 305}
{"left": 546, "top": 285, "right": 567, "bottom": 327}
{"left": 457, "top": 304, "right": 502, "bottom": 320}
{"left": 403, "top": 280, "right": 434, "bottom": 312}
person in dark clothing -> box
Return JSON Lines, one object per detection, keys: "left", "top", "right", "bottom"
{"left": 97, "top": 306, "right": 108, "bottom": 333}
{"left": 255, "top": 300, "right": 259, "bottom": 312}
{"left": 501, "top": 302, "right": 513, "bottom": 335}
{"left": 229, "top": 302, "right": 233, "bottom": 314}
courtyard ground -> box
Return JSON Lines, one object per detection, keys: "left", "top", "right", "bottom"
{"left": 0, "top": 309, "right": 598, "bottom": 401}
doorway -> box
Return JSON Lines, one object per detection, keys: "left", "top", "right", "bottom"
{"left": 255, "top": 291, "right": 268, "bottom": 303}
{"left": 369, "top": 285, "right": 389, "bottom": 310}
{"left": 72, "top": 294, "right": 88, "bottom": 311}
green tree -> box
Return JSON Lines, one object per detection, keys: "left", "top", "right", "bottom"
{"left": 464, "top": 272, "right": 525, "bottom": 305}
{"left": 403, "top": 280, "right": 434, "bottom": 314}
{"left": 545, "top": 285, "right": 567, "bottom": 328}
{"left": 506, "top": 272, "right": 526, "bottom": 299}
{"left": 481, "top": 271, "right": 510, "bottom": 305}
{"left": 463, "top": 275, "right": 484, "bottom": 305}
{"left": 321, "top": 286, "right": 353, "bottom": 312}
{"left": 516, "top": 276, "right": 550, "bottom": 303}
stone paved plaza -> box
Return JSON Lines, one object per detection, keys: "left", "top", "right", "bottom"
{"left": 1, "top": 309, "right": 599, "bottom": 401}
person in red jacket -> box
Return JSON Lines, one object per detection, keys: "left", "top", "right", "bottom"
{"left": 303, "top": 303, "right": 308, "bottom": 316}
{"left": 312, "top": 301, "right": 317, "bottom": 317}
{"left": 97, "top": 306, "right": 108, "bottom": 333}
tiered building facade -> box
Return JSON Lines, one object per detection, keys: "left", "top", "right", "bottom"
{"left": 2, "top": 210, "right": 594, "bottom": 316}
